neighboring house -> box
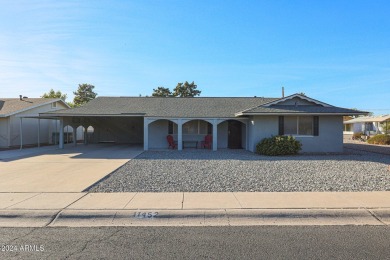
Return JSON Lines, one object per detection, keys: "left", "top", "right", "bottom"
{"left": 343, "top": 115, "right": 390, "bottom": 136}
{"left": 40, "top": 93, "right": 367, "bottom": 153}
{"left": 0, "top": 97, "right": 69, "bottom": 148}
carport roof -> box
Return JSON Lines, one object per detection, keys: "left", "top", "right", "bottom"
{"left": 40, "top": 96, "right": 278, "bottom": 118}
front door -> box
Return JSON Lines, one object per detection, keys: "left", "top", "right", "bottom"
{"left": 228, "top": 120, "right": 242, "bottom": 149}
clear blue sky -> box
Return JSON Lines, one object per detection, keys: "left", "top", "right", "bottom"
{"left": 1, "top": 0, "right": 389, "bottom": 114}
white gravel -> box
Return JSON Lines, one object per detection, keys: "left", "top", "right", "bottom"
{"left": 88, "top": 149, "right": 390, "bottom": 192}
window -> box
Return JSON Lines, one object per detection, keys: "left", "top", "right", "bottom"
{"left": 168, "top": 121, "right": 177, "bottom": 134}
{"left": 298, "top": 116, "right": 313, "bottom": 135}
{"left": 169, "top": 120, "right": 211, "bottom": 135}
{"left": 51, "top": 102, "right": 57, "bottom": 108}
{"left": 284, "top": 116, "right": 298, "bottom": 135}
{"left": 183, "top": 121, "right": 198, "bottom": 134}
{"left": 279, "top": 116, "right": 318, "bottom": 136}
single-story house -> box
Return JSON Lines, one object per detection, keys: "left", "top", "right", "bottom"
{"left": 40, "top": 93, "right": 367, "bottom": 153}
{"left": 343, "top": 115, "right": 390, "bottom": 135}
{"left": 0, "top": 97, "right": 69, "bottom": 148}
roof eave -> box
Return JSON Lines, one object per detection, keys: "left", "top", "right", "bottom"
{"left": 39, "top": 113, "right": 146, "bottom": 117}
{"left": 239, "top": 112, "right": 369, "bottom": 116}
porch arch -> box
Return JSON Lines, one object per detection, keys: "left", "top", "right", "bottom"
{"left": 217, "top": 119, "right": 248, "bottom": 149}
{"left": 147, "top": 119, "right": 178, "bottom": 149}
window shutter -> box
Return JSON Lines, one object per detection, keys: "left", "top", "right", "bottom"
{"left": 313, "top": 116, "right": 319, "bottom": 136}
{"left": 168, "top": 121, "right": 173, "bottom": 134}
{"left": 278, "top": 116, "right": 284, "bottom": 135}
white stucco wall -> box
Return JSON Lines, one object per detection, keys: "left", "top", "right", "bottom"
{"left": 0, "top": 118, "right": 8, "bottom": 147}
{"left": 295, "top": 116, "right": 343, "bottom": 153}
{"left": 149, "top": 120, "right": 169, "bottom": 149}
{"left": 248, "top": 115, "right": 344, "bottom": 153}
{"left": 248, "top": 115, "right": 279, "bottom": 152}
{"left": 4, "top": 101, "right": 68, "bottom": 148}
{"left": 217, "top": 121, "right": 228, "bottom": 149}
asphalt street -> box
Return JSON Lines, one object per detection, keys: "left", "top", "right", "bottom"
{"left": 0, "top": 226, "right": 389, "bottom": 259}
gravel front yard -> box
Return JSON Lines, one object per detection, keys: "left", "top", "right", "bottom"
{"left": 87, "top": 148, "right": 390, "bottom": 192}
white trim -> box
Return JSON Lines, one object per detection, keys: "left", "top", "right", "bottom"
{"left": 39, "top": 113, "right": 145, "bottom": 117}
{"left": 236, "top": 112, "right": 365, "bottom": 116}
{"left": 262, "top": 93, "right": 332, "bottom": 107}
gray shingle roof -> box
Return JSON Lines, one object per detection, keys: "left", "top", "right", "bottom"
{"left": 0, "top": 98, "right": 60, "bottom": 117}
{"left": 44, "top": 96, "right": 278, "bottom": 118}
{"left": 238, "top": 105, "right": 366, "bottom": 115}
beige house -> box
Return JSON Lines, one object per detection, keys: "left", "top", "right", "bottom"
{"left": 0, "top": 97, "right": 69, "bottom": 148}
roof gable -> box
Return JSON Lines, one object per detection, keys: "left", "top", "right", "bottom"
{"left": 262, "top": 93, "right": 332, "bottom": 107}
{"left": 236, "top": 93, "right": 368, "bottom": 116}
{"left": 0, "top": 98, "right": 69, "bottom": 117}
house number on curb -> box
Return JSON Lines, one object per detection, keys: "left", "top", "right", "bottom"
{"left": 134, "top": 212, "right": 158, "bottom": 219}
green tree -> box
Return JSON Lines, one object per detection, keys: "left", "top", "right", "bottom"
{"left": 152, "top": 87, "right": 172, "bottom": 97}
{"left": 41, "top": 89, "right": 67, "bottom": 101}
{"left": 172, "top": 81, "right": 201, "bottom": 97}
{"left": 73, "top": 84, "right": 97, "bottom": 107}
{"left": 66, "top": 102, "right": 76, "bottom": 108}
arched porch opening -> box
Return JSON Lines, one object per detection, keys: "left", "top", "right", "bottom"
{"left": 86, "top": 125, "right": 95, "bottom": 144}
{"left": 181, "top": 119, "right": 213, "bottom": 149}
{"left": 217, "top": 119, "right": 247, "bottom": 149}
{"left": 148, "top": 119, "right": 178, "bottom": 149}
{"left": 63, "top": 125, "right": 74, "bottom": 144}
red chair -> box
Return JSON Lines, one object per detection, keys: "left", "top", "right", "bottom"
{"left": 167, "top": 135, "right": 177, "bottom": 149}
{"left": 202, "top": 135, "right": 212, "bottom": 149}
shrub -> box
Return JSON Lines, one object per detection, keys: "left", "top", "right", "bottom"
{"left": 256, "top": 135, "right": 302, "bottom": 156}
{"left": 367, "top": 134, "right": 390, "bottom": 145}
{"left": 352, "top": 132, "right": 363, "bottom": 140}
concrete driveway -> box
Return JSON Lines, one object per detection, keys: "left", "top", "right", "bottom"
{"left": 0, "top": 144, "right": 143, "bottom": 192}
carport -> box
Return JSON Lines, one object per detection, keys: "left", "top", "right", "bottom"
{"left": 39, "top": 112, "right": 145, "bottom": 149}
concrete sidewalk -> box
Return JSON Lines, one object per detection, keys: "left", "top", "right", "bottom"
{"left": 0, "top": 192, "right": 389, "bottom": 227}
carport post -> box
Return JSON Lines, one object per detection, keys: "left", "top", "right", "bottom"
{"left": 55, "top": 119, "right": 57, "bottom": 145}
{"left": 37, "top": 118, "right": 40, "bottom": 148}
{"left": 212, "top": 119, "right": 218, "bottom": 151}
{"left": 178, "top": 119, "right": 183, "bottom": 150}
{"left": 84, "top": 127, "right": 88, "bottom": 145}
{"left": 246, "top": 121, "right": 249, "bottom": 150}
{"left": 19, "top": 117, "right": 23, "bottom": 150}
{"left": 73, "top": 126, "right": 77, "bottom": 146}
{"left": 143, "top": 118, "right": 149, "bottom": 150}
{"left": 59, "top": 118, "right": 64, "bottom": 149}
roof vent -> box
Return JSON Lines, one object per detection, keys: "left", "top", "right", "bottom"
{"left": 19, "top": 95, "right": 22, "bottom": 100}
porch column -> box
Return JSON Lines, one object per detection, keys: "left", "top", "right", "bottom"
{"left": 37, "top": 118, "right": 41, "bottom": 148}
{"left": 73, "top": 126, "right": 77, "bottom": 146}
{"left": 7, "top": 117, "right": 11, "bottom": 147}
{"left": 66, "top": 126, "right": 69, "bottom": 144}
{"left": 84, "top": 127, "right": 88, "bottom": 145}
{"left": 212, "top": 119, "right": 218, "bottom": 151}
{"left": 55, "top": 119, "right": 58, "bottom": 145}
{"left": 143, "top": 118, "right": 149, "bottom": 150}
{"left": 178, "top": 119, "right": 183, "bottom": 151}
{"left": 59, "top": 118, "right": 64, "bottom": 149}
{"left": 19, "top": 117, "right": 23, "bottom": 150}
{"left": 246, "top": 122, "right": 249, "bottom": 150}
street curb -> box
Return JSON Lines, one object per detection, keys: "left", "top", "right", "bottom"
{"left": 1, "top": 208, "right": 388, "bottom": 227}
